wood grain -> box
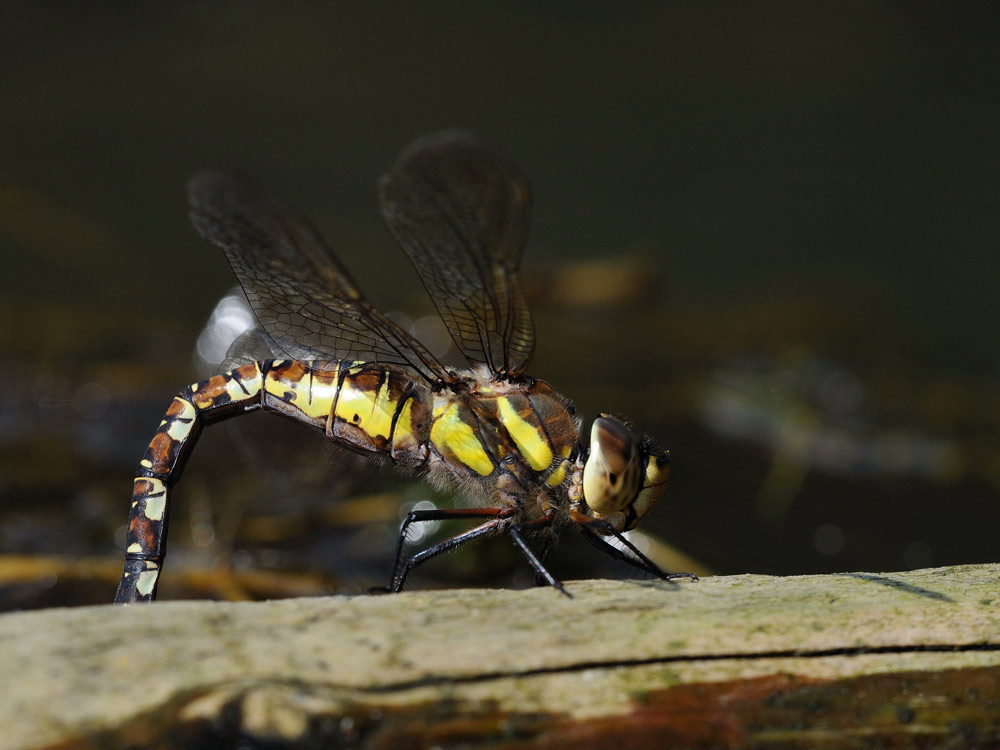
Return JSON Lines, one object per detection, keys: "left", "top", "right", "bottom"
{"left": 2, "top": 564, "right": 998, "bottom": 748}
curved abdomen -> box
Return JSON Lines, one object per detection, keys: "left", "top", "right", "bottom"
{"left": 114, "top": 359, "right": 432, "bottom": 603}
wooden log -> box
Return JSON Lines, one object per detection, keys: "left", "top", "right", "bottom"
{"left": 1, "top": 563, "right": 998, "bottom": 749}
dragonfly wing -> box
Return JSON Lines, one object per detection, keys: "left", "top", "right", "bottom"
{"left": 379, "top": 131, "right": 536, "bottom": 378}
{"left": 188, "top": 171, "right": 453, "bottom": 384}
{"left": 218, "top": 327, "right": 284, "bottom": 373}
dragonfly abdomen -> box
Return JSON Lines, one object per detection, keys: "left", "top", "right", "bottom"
{"left": 263, "top": 360, "right": 432, "bottom": 466}
{"left": 115, "top": 358, "right": 432, "bottom": 603}
{"left": 116, "top": 361, "right": 266, "bottom": 602}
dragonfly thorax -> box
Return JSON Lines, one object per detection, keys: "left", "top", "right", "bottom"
{"left": 427, "top": 371, "right": 581, "bottom": 502}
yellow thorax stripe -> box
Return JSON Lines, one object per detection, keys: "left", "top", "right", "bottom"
{"left": 393, "top": 396, "right": 416, "bottom": 444}
{"left": 497, "top": 396, "right": 553, "bottom": 472}
{"left": 431, "top": 403, "right": 494, "bottom": 476}
{"left": 545, "top": 460, "right": 568, "bottom": 487}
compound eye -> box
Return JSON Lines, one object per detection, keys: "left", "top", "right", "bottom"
{"left": 582, "top": 416, "right": 642, "bottom": 514}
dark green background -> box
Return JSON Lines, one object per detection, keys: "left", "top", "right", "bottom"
{"left": 2, "top": 4, "right": 998, "bottom": 604}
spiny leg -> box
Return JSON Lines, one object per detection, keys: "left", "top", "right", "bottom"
{"left": 530, "top": 524, "right": 559, "bottom": 587}
{"left": 576, "top": 525, "right": 664, "bottom": 579}
{"left": 387, "top": 507, "right": 570, "bottom": 596}
{"left": 507, "top": 510, "right": 569, "bottom": 597}
{"left": 388, "top": 507, "right": 508, "bottom": 590}
{"left": 389, "top": 507, "right": 514, "bottom": 592}
{"left": 575, "top": 515, "right": 698, "bottom": 583}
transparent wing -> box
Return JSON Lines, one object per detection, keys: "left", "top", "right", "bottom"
{"left": 379, "top": 131, "right": 535, "bottom": 378}
{"left": 188, "top": 171, "right": 453, "bottom": 384}
{"left": 218, "top": 327, "right": 283, "bottom": 373}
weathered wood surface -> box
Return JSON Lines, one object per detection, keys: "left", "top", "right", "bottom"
{"left": 1, "top": 563, "right": 998, "bottom": 749}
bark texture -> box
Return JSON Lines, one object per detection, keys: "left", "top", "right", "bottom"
{"left": 2, "top": 564, "right": 999, "bottom": 749}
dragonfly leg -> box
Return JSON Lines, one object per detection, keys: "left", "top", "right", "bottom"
{"left": 530, "top": 525, "right": 558, "bottom": 587}
{"left": 574, "top": 514, "right": 698, "bottom": 582}
{"left": 388, "top": 507, "right": 515, "bottom": 592}
{"left": 507, "top": 510, "right": 569, "bottom": 597}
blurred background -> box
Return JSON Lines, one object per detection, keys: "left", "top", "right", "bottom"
{"left": 2, "top": 3, "right": 998, "bottom": 609}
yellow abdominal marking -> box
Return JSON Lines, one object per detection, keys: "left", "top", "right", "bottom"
{"left": 189, "top": 367, "right": 263, "bottom": 410}
{"left": 431, "top": 403, "right": 494, "bottom": 476}
{"left": 264, "top": 368, "right": 339, "bottom": 421}
{"left": 135, "top": 568, "right": 159, "bottom": 597}
{"left": 497, "top": 397, "right": 553, "bottom": 472}
{"left": 304, "top": 375, "right": 340, "bottom": 419}
{"left": 141, "top": 478, "right": 167, "bottom": 520}
{"left": 367, "top": 378, "right": 396, "bottom": 439}
{"left": 227, "top": 370, "right": 262, "bottom": 400}
{"left": 335, "top": 377, "right": 396, "bottom": 440}
{"left": 165, "top": 400, "right": 197, "bottom": 440}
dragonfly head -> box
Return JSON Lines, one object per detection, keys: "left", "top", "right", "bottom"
{"left": 575, "top": 415, "right": 670, "bottom": 532}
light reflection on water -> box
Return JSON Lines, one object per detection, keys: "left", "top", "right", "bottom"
{"left": 700, "top": 354, "right": 962, "bottom": 486}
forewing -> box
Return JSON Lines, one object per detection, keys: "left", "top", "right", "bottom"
{"left": 188, "top": 171, "right": 452, "bottom": 384}
{"left": 379, "top": 131, "right": 535, "bottom": 377}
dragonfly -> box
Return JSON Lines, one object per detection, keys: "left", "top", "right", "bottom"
{"left": 114, "top": 131, "right": 694, "bottom": 603}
